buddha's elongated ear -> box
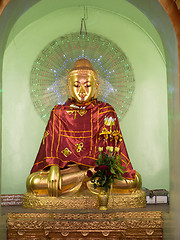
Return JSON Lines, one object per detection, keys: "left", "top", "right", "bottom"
{"left": 67, "top": 80, "right": 73, "bottom": 100}
{"left": 94, "top": 82, "right": 99, "bottom": 98}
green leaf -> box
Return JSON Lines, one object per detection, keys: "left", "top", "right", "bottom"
{"left": 117, "top": 168, "right": 124, "bottom": 174}
{"left": 110, "top": 168, "right": 116, "bottom": 175}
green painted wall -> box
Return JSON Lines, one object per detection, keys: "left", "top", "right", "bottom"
{"left": 1, "top": 2, "right": 169, "bottom": 194}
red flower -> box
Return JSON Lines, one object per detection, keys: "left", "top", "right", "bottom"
{"left": 94, "top": 166, "right": 99, "bottom": 171}
{"left": 107, "top": 170, "right": 112, "bottom": 176}
{"left": 87, "top": 170, "right": 93, "bottom": 178}
{"left": 99, "top": 165, "right": 108, "bottom": 171}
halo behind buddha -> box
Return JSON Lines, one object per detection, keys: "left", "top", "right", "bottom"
{"left": 30, "top": 32, "right": 135, "bottom": 122}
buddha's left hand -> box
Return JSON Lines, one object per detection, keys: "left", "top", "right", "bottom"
{"left": 48, "top": 165, "right": 60, "bottom": 197}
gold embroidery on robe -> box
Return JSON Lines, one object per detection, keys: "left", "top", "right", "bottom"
{"left": 104, "top": 116, "right": 116, "bottom": 132}
{"left": 61, "top": 148, "right": 72, "bottom": 157}
{"left": 75, "top": 142, "right": 84, "bottom": 152}
{"left": 66, "top": 109, "right": 87, "bottom": 119}
{"left": 112, "top": 129, "right": 122, "bottom": 146}
{"left": 104, "top": 116, "right": 116, "bottom": 126}
{"left": 99, "top": 127, "right": 111, "bottom": 143}
{"left": 43, "top": 131, "right": 49, "bottom": 144}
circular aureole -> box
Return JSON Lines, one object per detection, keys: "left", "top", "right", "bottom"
{"left": 30, "top": 32, "right": 135, "bottom": 122}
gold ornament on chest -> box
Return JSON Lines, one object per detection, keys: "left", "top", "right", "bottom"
{"left": 66, "top": 104, "right": 87, "bottom": 119}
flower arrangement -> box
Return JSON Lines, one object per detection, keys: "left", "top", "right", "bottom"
{"left": 87, "top": 146, "right": 124, "bottom": 192}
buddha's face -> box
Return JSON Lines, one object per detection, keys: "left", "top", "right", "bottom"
{"left": 68, "top": 73, "right": 98, "bottom": 103}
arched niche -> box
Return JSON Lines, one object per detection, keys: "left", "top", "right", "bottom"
{"left": 0, "top": 0, "right": 179, "bottom": 238}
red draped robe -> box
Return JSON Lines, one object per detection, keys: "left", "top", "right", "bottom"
{"left": 31, "top": 99, "right": 136, "bottom": 180}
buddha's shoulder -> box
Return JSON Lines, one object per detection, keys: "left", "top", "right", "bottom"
{"left": 51, "top": 104, "right": 63, "bottom": 112}
{"left": 96, "top": 101, "right": 115, "bottom": 111}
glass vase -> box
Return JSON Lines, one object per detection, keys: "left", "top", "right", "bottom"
{"left": 98, "top": 188, "right": 109, "bottom": 210}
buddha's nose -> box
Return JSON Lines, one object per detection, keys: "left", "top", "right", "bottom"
{"left": 78, "top": 84, "right": 87, "bottom": 97}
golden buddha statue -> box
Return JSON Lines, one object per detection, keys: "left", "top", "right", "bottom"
{"left": 25, "top": 59, "right": 143, "bottom": 207}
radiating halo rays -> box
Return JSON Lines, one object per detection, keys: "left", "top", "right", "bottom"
{"left": 30, "top": 32, "right": 135, "bottom": 122}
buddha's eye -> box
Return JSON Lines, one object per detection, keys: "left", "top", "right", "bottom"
{"left": 74, "top": 82, "right": 80, "bottom": 87}
{"left": 84, "top": 82, "right": 91, "bottom": 87}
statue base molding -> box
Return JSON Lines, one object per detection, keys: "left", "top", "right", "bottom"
{"left": 22, "top": 190, "right": 146, "bottom": 209}
{"left": 7, "top": 210, "right": 163, "bottom": 239}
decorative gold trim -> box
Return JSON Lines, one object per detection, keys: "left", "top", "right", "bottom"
{"left": 61, "top": 147, "right": 72, "bottom": 157}
{"left": 99, "top": 127, "right": 111, "bottom": 143}
{"left": 59, "top": 134, "right": 91, "bottom": 138}
{"left": 75, "top": 142, "right": 84, "bottom": 152}
{"left": 104, "top": 116, "right": 115, "bottom": 127}
{"left": 22, "top": 190, "right": 146, "bottom": 209}
{"left": 94, "top": 106, "right": 100, "bottom": 157}
{"left": 43, "top": 131, "right": 49, "bottom": 144}
{"left": 51, "top": 106, "right": 57, "bottom": 157}
{"left": 90, "top": 109, "right": 93, "bottom": 155}
{"left": 66, "top": 109, "right": 87, "bottom": 119}
{"left": 112, "top": 129, "right": 122, "bottom": 145}
{"left": 8, "top": 211, "right": 163, "bottom": 221}
{"left": 56, "top": 107, "right": 62, "bottom": 157}
{"left": 23, "top": 192, "right": 98, "bottom": 209}
{"left": 7, "top": 209, "right": 163, "bottom": 239}
{"left": 78, "top": 109, "right": 87, "bottom": 117}
{"left": 99, "top": 110, "right": 116, "bottom": 115}
{"left": 60, "top": 129, "right": 91, "bottom": 133}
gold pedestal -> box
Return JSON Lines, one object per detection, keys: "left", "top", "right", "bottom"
{"left": 7, "top": 210, "right": 163, "bottom": 239}
{"left": 23, "top": 190, "right": 146, "bottom": 209}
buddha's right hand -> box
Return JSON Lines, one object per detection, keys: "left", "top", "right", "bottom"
{"left": 48, "top": 165, "right": 60, "bottom": 197}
